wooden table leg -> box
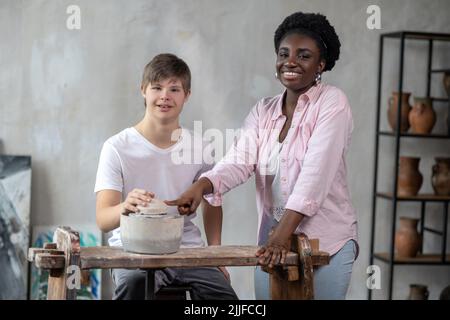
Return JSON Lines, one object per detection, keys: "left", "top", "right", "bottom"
{"left": 270, "top": 233, "right": 315, "bottom": 300}
{"left": 145, "top": 269, "right": 155, "bottom": 300}
{"left": 46, "top": 227, "right": 81, "bottom": 300}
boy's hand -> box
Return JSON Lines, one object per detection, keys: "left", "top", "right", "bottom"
{"left": 165, "top": 178, "right": 213, "bottom": 215}
{"left": 122, "top": 189, "right": 154, "bottom": 214}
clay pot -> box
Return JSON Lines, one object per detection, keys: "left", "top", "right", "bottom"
{"left": 408, "top": 284, "right": 429, "bottom": 300}
{"left": 439, "top": 285, "right": 450, "bottom": 300}
{"left": 397, "top": 157, "right": 423, "bottom": 197}
{"left": 432, "top": 158, "right": 450, "bottom": 196}
{"left": 120, "top": 213, "right": 184, "bottom": 254}
{"left": 443, "top": 72, "right": 450, "bottom": 96}
{"left": 395, "top": 217, "right": 422, "bottom": 258}
{"left": 388, "top": 92, "right": 412, "bottom": 132}
{"left": 409, "top": 97, "right": 436, "bottom": 134}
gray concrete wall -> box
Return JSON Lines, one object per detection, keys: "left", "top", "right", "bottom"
{"left": 1, "top": 0, "right": 450, "bottom": 299}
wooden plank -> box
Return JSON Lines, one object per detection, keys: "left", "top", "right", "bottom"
{"left": 286, "top": 278, "right": 305, "bottom": 300}
{"left": 270, "top": 271, "right": 286, "bottom": 300}
{"left": 44, "top": 243, "right": 57, "bottom": 249}
{"left": 313, "top": 251, "right": 330, "bottom": 265}
{"left": 28, "top": 248, "right": 65, "bottom": 262}
{"left": 80, "top": 245, "right": 295, "bottom": 269}
{"left": 35, "top": 253, "right": 65, "bottom": 269}
{"left": 310, "top": 239, "right": 319, "bottom": 253}
{"left": 286, "top": 266, "right": 299, "bottom": 281}
{"left": 79, "top": 245, "right": 330, "bottom": 269}
{"left": 47, "top": 227, "right": 80, "bottom": 300}
{"left": 270, "top": 234, "right": 317, "bottom": 300}
{"left": 296, "top": 234, "right": 314, "bottom": 299}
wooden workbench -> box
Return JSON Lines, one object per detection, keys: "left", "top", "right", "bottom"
{"left": 28, "top": 226, "right": 329, "bottom": 300}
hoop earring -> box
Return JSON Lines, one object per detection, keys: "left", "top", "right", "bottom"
{"left": 315, "top": 73, "right": 322, "bottom": 84}
{"left": 275, "top": 72, "right": 278, "bottom": 79}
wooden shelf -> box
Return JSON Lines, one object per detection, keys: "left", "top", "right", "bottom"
{"left": 382, "top": 31, "right": 450, "bottom": 41}
{"left": 376, "top": 192, "right": 450, "bottom": 202}
{"left": 374, "top": 252, "right": 450, "bottom": 265}
{"left": 431, "top": 97, "right": 450, "bottom": 102}
{"left": 430, "top": 69, "right": 450, "bottom": 73}
{"left": 378, "top": 131, "right": 450, "bottom": 139}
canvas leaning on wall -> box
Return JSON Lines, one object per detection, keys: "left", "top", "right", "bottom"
{"left": 0, "top": 155, "right": 32, "bottom": 300}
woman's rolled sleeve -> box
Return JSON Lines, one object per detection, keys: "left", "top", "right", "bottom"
{"left": 285, "top": 93, "right": 352, "bottom": 217}
{"left": 201, "top": 172, "right": 223, "bottom": 206}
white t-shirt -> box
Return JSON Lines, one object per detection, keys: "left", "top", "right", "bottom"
{"left": 94, "top": 127, "right": 214, "bottom": 247}
{"left": 266, "top": 141, "right": 286, "bottom": 222}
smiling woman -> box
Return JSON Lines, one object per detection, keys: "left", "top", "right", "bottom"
{"left": 166, "top": 12, "right": 358, "bottom": 300}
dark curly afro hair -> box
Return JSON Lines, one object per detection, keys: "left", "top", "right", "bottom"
{"left": 274, "top": 12, "right": 341, "bottom": 72}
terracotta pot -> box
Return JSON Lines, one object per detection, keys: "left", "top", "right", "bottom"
{"left": 443, "top": 72, "right": 450, "bottom": 96}
{"left": 387, "top": 92, "right": 412, "bottom": 132}
{"left": 439, "top": 285, "right": 450, "bottom": 300}
{"left": 408, "top": 284, "right": 429, "bottom": 300}
{"left": 432, "top": 158, "right": 450, "bottom": 196}
{"left": 409, "top": 97, "right": 436, "bottom": 134}
{"left": 397, "top": 156, "right": 423, "bottom": 196}
{"left": 395, "top": 217, "right": 422, "bottom": 258}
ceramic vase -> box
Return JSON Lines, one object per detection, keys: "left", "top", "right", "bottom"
{"left": 395, "top": 217, "right": 422, "bottom": 258}
{"left": 432, "top": 158, "right": 450, "bottom": 196}
{"left": 388, "top": 92, "right": 412, "bottom": 132}
{"left": 409, "top": 97, "right": 436, "bottom": 134}
{"left": 397, "top": 156, "right": 423, "bottom": 197}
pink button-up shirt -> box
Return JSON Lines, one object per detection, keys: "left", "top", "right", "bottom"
{"left": 201, "top": 83, "right": 358, "bottom": 256}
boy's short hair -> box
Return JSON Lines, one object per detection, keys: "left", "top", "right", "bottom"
{"left": 141, "top": 53, "right": 191, "bottom": 94}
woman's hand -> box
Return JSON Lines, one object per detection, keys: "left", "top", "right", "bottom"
{"left": 255, "top": 231, "right": 290, "bottom": 268}
{"left": 165, "top": 177, "right": 213, "bottom": 215}
{"left": 255, "top": 209, "right": 305, "bottom": 268}
{"left": 122, "top": 189, "right": 154, "bottom": 214}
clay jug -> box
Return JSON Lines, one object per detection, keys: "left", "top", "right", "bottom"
{"left": 408, "top": 284, "right": 429, "bottom": 300}
{"left": 443, "top": 72, "right": 450, "bottom": 96}
{"left": 409, "top": 97, "right": 436, "bottom": 134}
{"left": 397, "top": 157, "right": 423, "bottom": 196}
{"left": 387, "top": 92, "right": 412, "bottom": 132}
{"left": 432, "top": 158, "right": 450, "bottom": 196}
{"left": 395, "top": 217, "right": 421, "bottom": 258}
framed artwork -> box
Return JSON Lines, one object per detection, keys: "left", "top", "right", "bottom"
{"left": 0, "top": 155, "right": 32, "bottom": 299}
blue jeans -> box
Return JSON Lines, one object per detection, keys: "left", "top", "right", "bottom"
{"left": 254, "top": 239, "right": 357, "bottom": 300}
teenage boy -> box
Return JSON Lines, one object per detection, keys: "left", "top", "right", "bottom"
{"left": 94, "top": 53, "right": 238, "bottom": 300}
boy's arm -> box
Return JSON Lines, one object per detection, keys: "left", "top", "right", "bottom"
{"left": 202, "top": 200, "right": 231, "bottom": 281}
{"left": 202, "top": 200, "right": 223, "bottom": 246}
{"left": 96, "top": 188, "right": 154, "bottom": 233}
{"left": 96, "top": 190, "right": 124, "bottom": 233}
